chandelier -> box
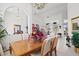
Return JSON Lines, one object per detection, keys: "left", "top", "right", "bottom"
{"left": 33, "top": 3, "right": 47, "bottom": 10}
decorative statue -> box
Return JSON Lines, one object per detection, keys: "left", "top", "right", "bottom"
{"left": 46, "top": 23, "right": 50, "bottom": 35}
{"left": 52, "top": 22, "right": 58, "bottom": 35}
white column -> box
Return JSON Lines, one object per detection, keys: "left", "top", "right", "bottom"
{"left": 68, "top": 19, "right": 72, "bottom": 37}
{"left": 59, "top": 14, "right": 64, "bottom": 37}
{"left": 27, "top": 4, "right": 32, "bottom": 35}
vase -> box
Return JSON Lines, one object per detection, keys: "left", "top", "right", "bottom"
{"left": 33, "top": 37, "right": 38, "bottom": 42}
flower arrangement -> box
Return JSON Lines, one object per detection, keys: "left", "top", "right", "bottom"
{"left": 32, "top": 24, "right": 46, "bottom": 42}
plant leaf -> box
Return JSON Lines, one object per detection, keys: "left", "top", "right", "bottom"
{"left": 0, "top": 34, "right": 6, "bottom": 39}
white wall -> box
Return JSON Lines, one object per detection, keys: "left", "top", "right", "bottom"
{"left": 68, "top": 3, "right": 79, "bottom": 18}
{"left": 33, "top": 14, "right": 64, "bottom": 35}
{"left": 68, "top": 3, "right": 79, "bottom": 36}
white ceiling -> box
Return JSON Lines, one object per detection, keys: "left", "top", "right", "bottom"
{"left": 32, "top": 3, "right": 68, "bottom": 20}
{"left": 32, "top": 3, "right": 67, "bottom": 15}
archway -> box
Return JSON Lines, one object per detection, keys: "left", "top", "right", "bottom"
{"left": 4, "top": 6, "right": 28, "bottom": 35}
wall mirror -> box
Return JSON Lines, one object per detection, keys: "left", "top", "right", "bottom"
{"left": 71, "top": 16, "right": 79, "bottom": 32}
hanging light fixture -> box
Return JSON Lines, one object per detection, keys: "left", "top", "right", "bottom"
{"left": 17, "top": 8, "right": 20, "bottom": 20}
{"left": 33, "top": 3, "right": 47, "bottom": 10}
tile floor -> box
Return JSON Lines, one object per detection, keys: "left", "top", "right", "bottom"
{"left": 57, "top": 36, "right": 79, "bottom": 56}
{"left": 4, "top": 36, "right": 79, "bottom": 56}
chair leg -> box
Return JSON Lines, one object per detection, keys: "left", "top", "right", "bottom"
{"left": 50, "top": 47, "right": 52, "bottom": 56}
{"left": 50, "top": 50, "right": 52, "bottom": 56}
{"left": 55, "top": 47, "right": 57, "bottom": 56}
{"left": 9, "top": 46, "right": 12, "bottom": 55}
{"left": 46, "top": 53, "right": 49, "bottom": 56}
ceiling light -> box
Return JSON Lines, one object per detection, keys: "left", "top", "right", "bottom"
{"left": 33, "top": 3, "right": 47, "bottom": 10}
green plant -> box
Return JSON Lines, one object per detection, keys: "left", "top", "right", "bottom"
{"left": 0, "top": 29, "right": 7, "bottom": 40}
{"left": 71, "top": 32, "right": 79, "bottom": 48}
{"left": 0, "top": 17, "right": 7, "bottom": 41}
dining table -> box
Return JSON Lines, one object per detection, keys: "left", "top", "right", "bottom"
{"left": 10, "top": 39, "right": 43, "bottom": 56}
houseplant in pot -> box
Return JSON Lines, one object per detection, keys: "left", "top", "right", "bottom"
{"left": 71, "top": 32, "right": 79, "bottom": 53}
{"left": 0, "top": 17, "right": 7, "bottom": 55}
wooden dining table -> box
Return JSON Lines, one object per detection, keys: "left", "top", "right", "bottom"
{"left": 10, "top": 39, "right": 43, "bottom": 56}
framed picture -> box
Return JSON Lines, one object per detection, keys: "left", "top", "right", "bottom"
{"left": 14, "top": 24, "right": 23, "bottom": 34}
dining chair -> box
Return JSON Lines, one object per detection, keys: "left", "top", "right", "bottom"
{"left": 41, "top": 38, "right": 52, "bottom": 56}
{"left": 50, "top": 36, "right": 58, "bottom": 56}
{"left": 31, "top": 37, "right": 52, "bottom": 56}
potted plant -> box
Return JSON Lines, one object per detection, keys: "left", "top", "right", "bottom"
{"left": 71, "top": 32, "right": 79, "bottom": 53}
{"left": 0, "top": 17, "right": 7, "bottom": 55}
